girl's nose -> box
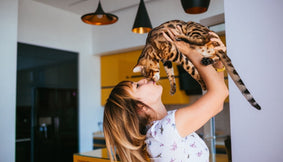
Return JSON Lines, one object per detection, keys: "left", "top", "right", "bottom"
{"left": 138, "top": 79, "right": 147, "bottom": 85}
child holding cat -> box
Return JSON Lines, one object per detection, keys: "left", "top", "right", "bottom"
{"left": 103, "top": 29, "right": 228, "bottom": 162}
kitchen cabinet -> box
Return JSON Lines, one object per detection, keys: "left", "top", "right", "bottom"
{"left": 73, "top": 148, "right": 111, "bottom": 162}
{"left": 100, "top": 50, "right": 191, "bottom": 105}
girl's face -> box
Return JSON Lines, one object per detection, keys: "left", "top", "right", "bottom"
{"left": 130, "top": 79, "right": 163, "bottom": 106}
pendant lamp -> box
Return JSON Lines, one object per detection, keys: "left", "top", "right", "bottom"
{"left": 132, "top": 0, "right": 152, "bottom": 34}
{"left": 180, "top": 0, "right": 210, "bottom": 14}
{"left": 81, "top": 0, "right": 118, "bottom": 25}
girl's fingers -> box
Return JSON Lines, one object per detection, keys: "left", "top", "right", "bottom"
{"left": 171, "top": 28, "right": 180, "bottom": 36}
{"left": 162, "top": 28, "right": 178, "bottom": 42}
{"left": 211, "top": 38, "right": 225, "bottom": 48}
{"left": 162, "top": 31, "right": 173, "bottom": 42}
{"left": 214, "top": 46, "right": 226, "bottom": 52}
{"left": 176, "top": 26, "right": 183, "bottom": 34}
{"left": 167, "top": 29, "right": 177, "bottom": 40}
{"left": 214, "top": 45, "right": 226, "bottom": 52}
{"left": 213, "top": 60, "right": 224, "bottom": 68}
{"left": 210, "top": 38, "right": 226, "bottom": 52}
{"left": 209, "top": 32, "right": 226, "bottom": 51}
{"left": 209, "top": 32, "right": 220, "bottom": 39}
{"left": 168, "top": 32, "right": 175, "bottom": 41}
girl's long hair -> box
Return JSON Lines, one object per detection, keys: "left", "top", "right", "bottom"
{"left": 103, "top": 81, "right": 150, "bottom": 162}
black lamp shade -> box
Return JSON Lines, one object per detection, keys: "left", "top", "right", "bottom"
{"left": 132, "top": 0, "right": 152, "bottom": 34}
{"left": 81, "top": 1, "right": 118, "bottom": 25}
{"left": 181, "top": 0, "right": 210, "bottom": 14}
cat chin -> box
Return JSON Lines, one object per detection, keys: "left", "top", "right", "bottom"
{"left": 153, "top": 74, "right": 160, "bottom": 82}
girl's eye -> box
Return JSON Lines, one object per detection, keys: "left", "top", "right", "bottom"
{"left": 136, "top": 84, "right": 140, "bottom": 88}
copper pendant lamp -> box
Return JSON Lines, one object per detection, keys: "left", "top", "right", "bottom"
{"left": 81, "top": 0, "right": 118, "bottom": 25}
{"left": 132, "top": 0, "right": 152, "bottom": 34}
{"left": 180, "top": 0, "right": 210, "bottom": 14}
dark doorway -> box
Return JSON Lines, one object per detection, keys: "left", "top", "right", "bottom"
{"left": 16, "top": 43, "right": 78, "bottom": 162}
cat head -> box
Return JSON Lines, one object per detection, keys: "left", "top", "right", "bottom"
{"left": 133, "top": 46, "right": 160, "bottom": 81}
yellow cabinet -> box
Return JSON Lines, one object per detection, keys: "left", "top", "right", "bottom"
{"left": 101, "top": 50, "right": 190, "bottom": 105}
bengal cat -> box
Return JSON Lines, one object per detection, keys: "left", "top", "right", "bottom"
{"left": 133, "top": 20, "right": 261, "bottom": 110}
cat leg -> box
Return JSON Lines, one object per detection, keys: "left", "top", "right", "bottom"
{"left": 186, "top": 65, "right": 207, "bottom": 90}
{"left": 162, "top": 61, "right": 176, "bottom": 95}
{"left": 179, "top": 54, "right": 207, "bottom": 90}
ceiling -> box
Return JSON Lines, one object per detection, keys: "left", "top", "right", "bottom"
{"left": 33, "top": 0, "right": 156, "bottom": 15}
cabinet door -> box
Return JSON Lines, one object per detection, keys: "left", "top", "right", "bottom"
{"left": 101, "top": 50, "right": 142, "bottom": 105}
{"left": 101, "top": 55, "right": 121, "bottom": 87}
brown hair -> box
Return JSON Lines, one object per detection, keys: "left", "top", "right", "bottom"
{"left": 103, "top": 81, "right": 150, "bottom": 162}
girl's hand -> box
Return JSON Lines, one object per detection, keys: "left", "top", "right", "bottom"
{"left": 163, "top": 28, "right": 226, "bottom": 69}
{"left": 208, "top": 32, "right": 226, "bottom": 69}
{"left": 209, "top": 32, "right": 226, "bottom": 52}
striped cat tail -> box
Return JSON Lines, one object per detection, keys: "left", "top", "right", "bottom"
{"left": 218, "top": 52, "right": 261, "bottom": 110}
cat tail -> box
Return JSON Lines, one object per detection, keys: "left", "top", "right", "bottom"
{"left": 218, "top": 51, "right": 261, "bottom": 110}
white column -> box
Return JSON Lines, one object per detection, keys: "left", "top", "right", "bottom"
{"left": 0, "top": 0, "right": 18, "bottom": 161}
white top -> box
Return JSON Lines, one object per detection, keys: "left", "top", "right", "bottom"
{"left": 145, "top": 110, "right": 209, "bottom": 162}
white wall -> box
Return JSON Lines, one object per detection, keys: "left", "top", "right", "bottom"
{"left": 0, "top": 1, "right": 18, "bottom": 161}
{"left": 225, "top": 0, "right": 283, "bottom": 161}
{"left": 17, "top": 0, "right": 102, "bottom": 152}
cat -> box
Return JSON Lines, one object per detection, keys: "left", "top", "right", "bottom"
{"left": 133, "top": 20, "right": 261, "bottom": 110}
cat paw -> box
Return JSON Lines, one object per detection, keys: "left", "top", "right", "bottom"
{"left": 170, "top": 84, "right": 176, "bottom": 95}
{"left": 199, "top": 80, "right": 207, "bottom": 90}
{"left": 201, "top": 57, "right": 214, "bottom": 65}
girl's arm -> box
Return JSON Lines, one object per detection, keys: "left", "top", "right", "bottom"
{"left": 163, "top": 30, "right": 229, "bottom": 137}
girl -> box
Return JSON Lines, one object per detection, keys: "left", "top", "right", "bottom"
{"left": 103, "top": 29, "right": 228, "bottom": 162}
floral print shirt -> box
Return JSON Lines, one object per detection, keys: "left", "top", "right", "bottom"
{"left": 145, "top": 110, "right": 209, "bottom": 162}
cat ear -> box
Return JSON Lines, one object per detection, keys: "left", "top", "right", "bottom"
{"left": 133, "top": 65, "right": 142, "bottom": 73}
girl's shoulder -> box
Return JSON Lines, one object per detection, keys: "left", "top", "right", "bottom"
{"left": 146, "top": 110, "right": 178, "bottom": 138}
{"left": 150, "top": 110, "right": 176, "bottom": 127}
